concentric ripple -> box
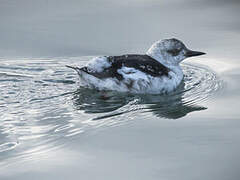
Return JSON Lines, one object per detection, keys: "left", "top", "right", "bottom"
{"left": 182, "top": 63, "right": 221, "bottom": 104}
{"left": 73, "top": 63, "right": 222, "bottom": 120}
{"left": 0, "top": 57, "right": 222, "bottom": 165}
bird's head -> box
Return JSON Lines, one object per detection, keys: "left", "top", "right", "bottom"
{"left": 146, "top": 38, "right": 206, "bottom": 66}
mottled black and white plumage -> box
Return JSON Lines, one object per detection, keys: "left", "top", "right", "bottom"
{"left": 67, "top": 38, "right": 205, "bottom": 94}
{"left": 80, "top": 54, "right": 169, "bottom": 80}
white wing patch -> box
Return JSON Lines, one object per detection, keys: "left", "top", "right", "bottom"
{"left": 117, "top": 67, "right": 149, "bottom": 80}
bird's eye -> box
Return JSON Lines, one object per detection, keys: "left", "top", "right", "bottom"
{"left": 167, "top": 49, "right": 180, "bottom": 56}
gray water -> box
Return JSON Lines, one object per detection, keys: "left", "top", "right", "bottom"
{"left": 1, "top": 1, "right": 240, "bottom": 180}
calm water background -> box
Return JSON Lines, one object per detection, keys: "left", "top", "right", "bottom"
{"left": 1, "top": 0, "right": 240, "bottom": 179}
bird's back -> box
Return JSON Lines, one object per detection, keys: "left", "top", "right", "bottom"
{"left": 80, "top": 54, "right": 170, "bottom": 80}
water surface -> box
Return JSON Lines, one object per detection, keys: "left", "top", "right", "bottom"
{"left": 1, "top": 1, "right": 240, "bottom": 180}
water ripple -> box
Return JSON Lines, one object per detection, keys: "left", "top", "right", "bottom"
{"left": 0, "top": 57, "right": 223, "bottom": 165}
{"left": 0, "top": 142, "right": 19, "bottom": 153}
{"left": 72, "top": 63, "right": 222, "bottom": 120}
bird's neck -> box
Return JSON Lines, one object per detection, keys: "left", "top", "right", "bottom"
{"left": 146, "top": 52, "right": 183, "bottom": 81}
{"left": 146, "top": 52, "right": 179, "bottom": 70}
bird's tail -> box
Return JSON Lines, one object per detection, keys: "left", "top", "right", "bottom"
{"left": 66, "top": 65, "right": 79, "bottom": 71}
{"left": 66, "top": 65, "right": 89, "bottom": 76}
{"left": 66, "top": 65, "right": 84, "bottom": 75}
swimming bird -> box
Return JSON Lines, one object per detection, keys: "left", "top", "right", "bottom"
{"left": 67, "top": 38, "right": 205, "bottom": 94}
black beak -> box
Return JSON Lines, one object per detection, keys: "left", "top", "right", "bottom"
{"left": 185, "top": 50, "right": 206, "bottom": 58}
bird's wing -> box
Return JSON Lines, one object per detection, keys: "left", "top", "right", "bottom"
{"left": 109, "top": 54, "right": 170, "bottom": 77}
{"left": 67, "top": 55, "right": 169, "bottom": 81}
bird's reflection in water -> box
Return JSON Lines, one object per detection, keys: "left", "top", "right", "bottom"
{"left": 72, "top": 88, "right": 134, "bottom": 114}
{"left": 72, "top": 82, "right": 207, "bottom": 120}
